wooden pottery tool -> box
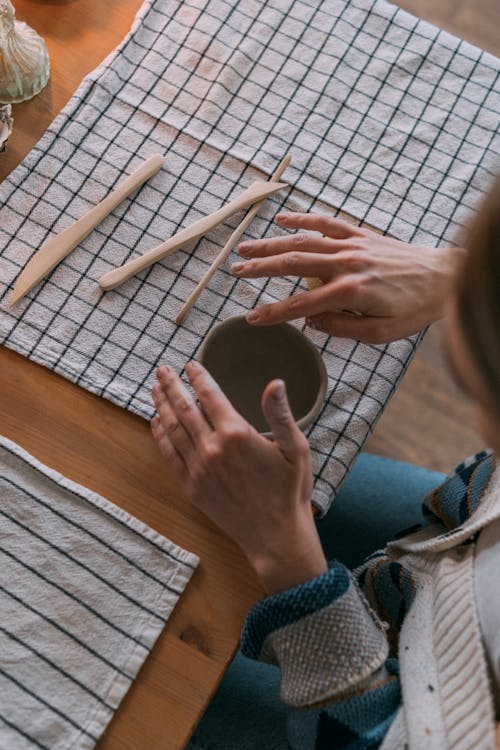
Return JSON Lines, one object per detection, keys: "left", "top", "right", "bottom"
{"left": 175, "top": 154, "right": 291, "bottom": 325}
{"left": 10, "top": 153, "right": 164, "bottom": 305}
{"left": 98, "top": 179, "right": 288, "bottom": 291}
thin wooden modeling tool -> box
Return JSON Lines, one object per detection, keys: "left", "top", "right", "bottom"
{"left": 98, "top": 179, "right": 288, "bottom": 291}
{"left": 10, "top": 153, "right": 164, "bottom": 305}
{"left": 175, "top": 154, "right": 292, "bottom": 325}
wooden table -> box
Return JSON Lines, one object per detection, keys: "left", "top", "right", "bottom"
{"left": 0, "top": 3, "right": 262, "bottom": 749}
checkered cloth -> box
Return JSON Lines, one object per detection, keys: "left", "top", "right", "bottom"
{"left": 0, "top": 435, "right": 198, "bottom": 750}
{"left": 1, "top": 0, "right": 499, "bottom": 513}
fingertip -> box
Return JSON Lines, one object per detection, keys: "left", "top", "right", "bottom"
{"left": 262, "top": 378, "right": 283, "bottom": 403}
{"left": 156, "top": 364, "right": 171, "bottom": 380}
{"left": 238, "top": 242, "right": 252, "bottom": 257}
{"left": 151, "top": 382, "right": 164, "bottom": 403}
{"left": 185, "top": 359, "right": 201, "bottom": 379}
{"left": 246, "top": 309, "right": 261, "bottom": 324}
{"left": 262, "top": 378, "right": 291, "bottom": 415}
{"left": 270, "top": 378, "right": 286, "bottom": 400}
{"left": 306, "top": 316, "right": 321, "bottom": 330}
{"left": 275, "top": 211, "right": 306, "bottom": 224}
{"left": 186, "top": 360, "right": 219, "bottom": 394}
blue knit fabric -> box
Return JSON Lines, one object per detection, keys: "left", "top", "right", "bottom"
{"left": 312, "top": 676, "right": 400, "bottom": 750}
{"left": 284, "top": 657, "right": 401, "bottom": 750}
{"left": 362, "top": 560, "right": 416, "bottom": 633}
{"left": 425, "top": 451, "right": 495, "bottom": 528}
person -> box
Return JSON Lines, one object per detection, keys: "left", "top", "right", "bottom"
{"left": 150, "top": 173, "right": 500, "bottom": 749}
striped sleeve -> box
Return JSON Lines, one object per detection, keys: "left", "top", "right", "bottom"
{"left": 424, "top": 450, "right": 495, "bottom": 529}
{"left": 241, "top": 562, "right": 400, "bottom": 749}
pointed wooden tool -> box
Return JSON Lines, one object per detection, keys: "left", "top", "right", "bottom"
{"left": 98, "top": 179, "right": 288, "bottom": 291}
{"left": 175, "top": 155, "right": 291, "bottom": 325}
{"left": 10, "top": 153, "right": 164, "bottom": 305}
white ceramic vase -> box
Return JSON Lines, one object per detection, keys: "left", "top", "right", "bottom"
{"left": 0, "top": 102, "right": 13, "bottom": 150}
{"left": 0, "top": 0, "right": 50, "bottom": 104}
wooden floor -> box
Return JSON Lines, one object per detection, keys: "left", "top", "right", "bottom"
{"left": 365, "top": 0, "right": 499, "bottom": 473}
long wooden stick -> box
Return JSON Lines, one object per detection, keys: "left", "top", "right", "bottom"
{"left": 175, "top": 155, "right": 292, "bottom": 325}
{"left": 98, "top": 179, "right": 287, "bottom": 291}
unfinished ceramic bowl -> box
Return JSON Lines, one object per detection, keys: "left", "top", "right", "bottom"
{"left": 198, "top": 316, "right": 327, "bottom": 435}
{"left": 0, "top": 0, "right": 50, "bottom": 104}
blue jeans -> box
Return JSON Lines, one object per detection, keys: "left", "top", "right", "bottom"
{"left": 187, "top": 453, "right": 445, "bottom": 750}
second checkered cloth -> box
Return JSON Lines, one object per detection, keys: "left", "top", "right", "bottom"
{"left": 1, "top": 0, "right": 499, "bottom": 512}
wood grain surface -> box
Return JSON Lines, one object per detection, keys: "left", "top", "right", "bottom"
{"left": 0, "top": 1, "right": 498, "bottom": 748}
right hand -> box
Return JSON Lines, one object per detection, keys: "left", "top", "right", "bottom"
{"left": 231, "top": 213, "right": 465, "bottom": 344}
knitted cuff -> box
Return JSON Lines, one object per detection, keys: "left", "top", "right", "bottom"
{"left": 241, "top": 562, "right": 389, "bottom": 708}
{"left": 241, "top": 561, "right": 350, "bottom": 660}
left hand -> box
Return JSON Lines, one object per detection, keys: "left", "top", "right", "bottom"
{"left": 151, "top": 361, "right": 327, "bottom": 594}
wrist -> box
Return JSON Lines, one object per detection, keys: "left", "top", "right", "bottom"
{"left": 253, "top": 552, "right": 328, "bottom": 596}
{"left": 247, "top": 516, "right": 328, "bottom": 595}
{"left": 434, "top": 245, "right": 467, "bottom": 318}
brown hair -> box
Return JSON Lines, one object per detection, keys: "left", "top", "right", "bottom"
{"left": 456, "top": 173, "right": 500, "bottom": 416}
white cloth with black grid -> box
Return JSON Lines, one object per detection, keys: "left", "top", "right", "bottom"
{"left": 0, "top": 435, "right": 198, "bottom": 750}
{"left": 0, "top": 0, "right": 499, "bottom": 514}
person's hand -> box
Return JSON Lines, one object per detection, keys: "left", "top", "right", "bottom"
{"left": 151, "top": 361, "right": 327, "bottom": 595}
{"left": 231, "top": 213, "right": 465, "bottom": 343}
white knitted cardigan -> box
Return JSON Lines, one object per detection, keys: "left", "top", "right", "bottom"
{"left": 381, "top": 468, "right": 500, "bottom": 750}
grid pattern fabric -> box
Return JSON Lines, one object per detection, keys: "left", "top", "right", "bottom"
{"left": 0, "top": 434, "right": 198, "bottom": 750}
{"left": 0, "top": 0, "right": 499, "bottom": 513}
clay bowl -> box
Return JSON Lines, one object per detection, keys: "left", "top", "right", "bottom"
{"left": 198, "top": 316, "right": 327, "bottom": 435}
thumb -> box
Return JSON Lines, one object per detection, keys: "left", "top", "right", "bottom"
{"left": 262, "top": 379, "right": 304, "bottom": 461}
